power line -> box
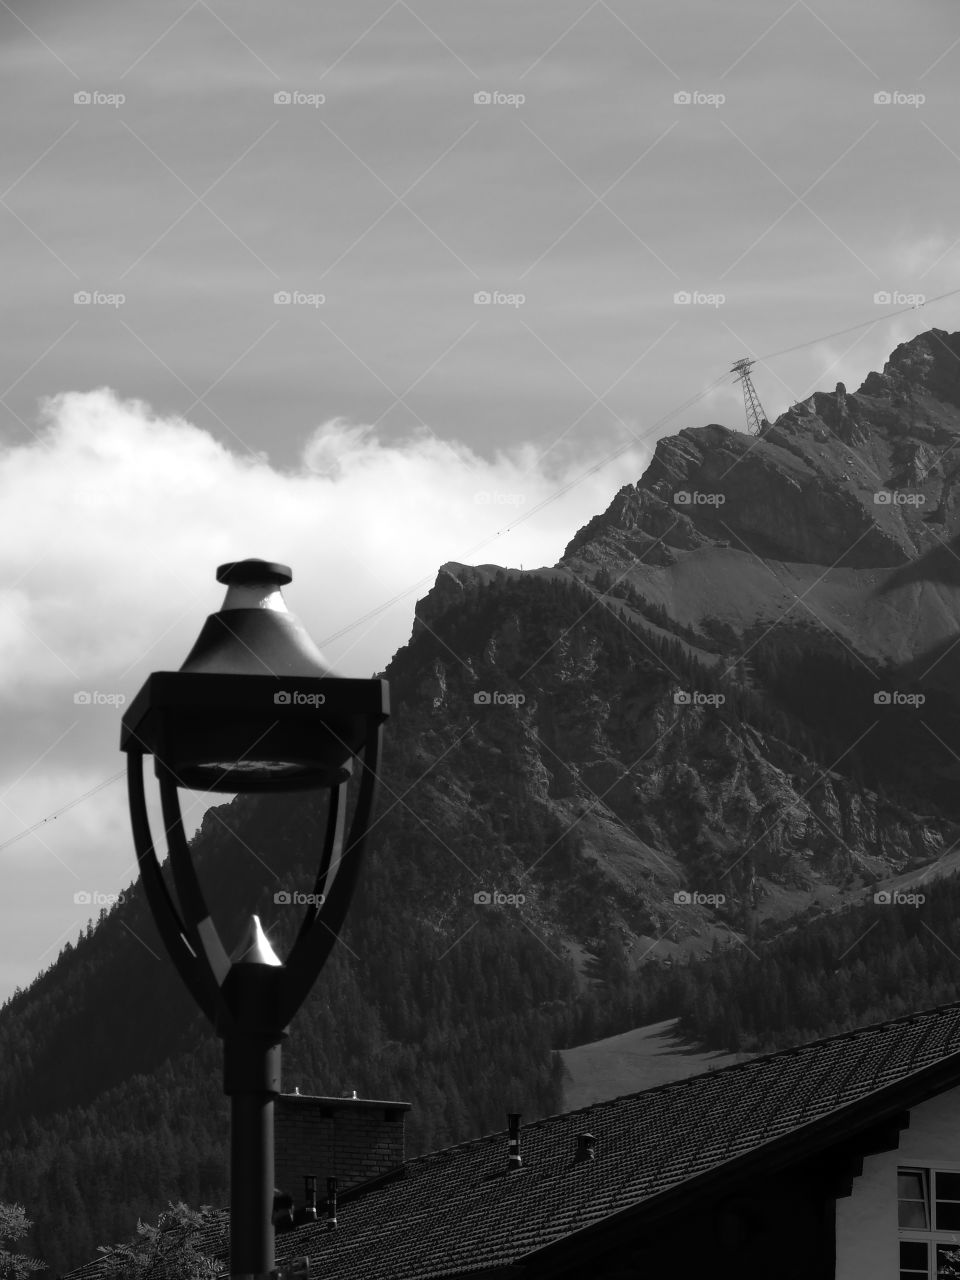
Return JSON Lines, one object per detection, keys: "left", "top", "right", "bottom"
{"left": 756, "top": 286, "right": 960, "bottom": 362}
{"left": 0, "top": 769, "right": 126, "bottom": 855}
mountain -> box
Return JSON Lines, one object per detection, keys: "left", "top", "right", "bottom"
{"left": 5, "top": 326, "right": 960, "bottom": 1274}
{"left": 408, "top": 328, "right": 960, "bottom": 954}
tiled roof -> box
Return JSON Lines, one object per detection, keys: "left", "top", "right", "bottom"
{"left": 65, "top": 999, "right": 960, "bottom": 1280}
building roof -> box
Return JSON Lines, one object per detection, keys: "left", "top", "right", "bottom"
{"left": 65, "top": 999, "right": 960, "bottom": 1280}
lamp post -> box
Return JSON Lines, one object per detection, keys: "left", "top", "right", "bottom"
{"left": 120, "top": 559, "right": 389, "bottom": 1280}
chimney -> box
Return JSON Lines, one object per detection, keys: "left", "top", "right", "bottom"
{"left": 507, "top": 1113, "right": 522, "bottom": 1171}
{"left": 274, "top": 1089, "right": 411, "bottom": 1203}
{"left": 575, "top": 1132, "right": 597, "bottom": 1162}
{"left": 326, "top": 1177, "right": 338, "bottom": 1228}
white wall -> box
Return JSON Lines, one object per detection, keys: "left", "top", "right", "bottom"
{"left": 836, "top": 1084, "right": 960, "bottom": 1280}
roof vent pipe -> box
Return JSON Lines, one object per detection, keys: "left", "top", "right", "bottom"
{"left": 507, "top": 1113, "right": 522, "bottom": 1170}
{"left": 326, "top": 1177, "right": 338, "bottom": 1228}
{"left": 575, "top": 1133, "right": 597, "bottom": 1162}
{"left": 303, "top": 1175, "right": 318, "bottom": 1223}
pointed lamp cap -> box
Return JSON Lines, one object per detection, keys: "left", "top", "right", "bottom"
{"left": 231, "top": 914, "right": 283, "bottom": 966}
{"left": 179, "top": 559, "right": 339, "bottom": 678}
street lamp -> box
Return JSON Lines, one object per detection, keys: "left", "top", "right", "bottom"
{"left": 120, "top": 559, "right": 389, "bottom": 1280}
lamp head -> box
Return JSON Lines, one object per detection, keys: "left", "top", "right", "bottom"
{"left": 120, "top": 559, "right": 389, "bottom": 793}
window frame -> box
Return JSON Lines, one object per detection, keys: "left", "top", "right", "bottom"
{"left": 898, "top": 1164, "right": 960, "bottom": 1279}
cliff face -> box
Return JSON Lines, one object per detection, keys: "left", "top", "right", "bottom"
{"left": 400, "top": 329, "right": 960, "bottom": 965}
{"left": 398, "top": 568, "right": 960, "bottom": 966}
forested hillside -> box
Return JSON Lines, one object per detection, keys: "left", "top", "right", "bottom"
{"left": 571, "top": 878, "right": 960, "bottom": 1055}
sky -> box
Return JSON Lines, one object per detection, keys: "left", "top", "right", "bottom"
{"left": 0, "top": 0, "right": 959, "bottom": 1002}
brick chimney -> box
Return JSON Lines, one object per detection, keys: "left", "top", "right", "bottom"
{"left": 274, "top": 1089, "right": 411, "bottom": 1202}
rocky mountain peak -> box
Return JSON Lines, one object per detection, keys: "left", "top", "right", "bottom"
{"left": 561, "top": 327, "right": 960, "bottom": 582}
{"left": 863, "top": 327, "right": 960, "bottom": 408}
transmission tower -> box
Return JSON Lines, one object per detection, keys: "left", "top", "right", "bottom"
{"left": 730, "top": 358, "right": 768, "bottom": 434}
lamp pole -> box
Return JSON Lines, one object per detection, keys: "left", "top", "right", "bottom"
{"left": 120, "top": 560, "right": 389, "bottom": 1279}
{"left": 222, "top": 922, "right": 286, "bottom": 1280}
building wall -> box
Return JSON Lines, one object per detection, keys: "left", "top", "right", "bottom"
{"left": 836, "top": 1085, "right": 960, "bottom": 1280}
{"left": 274, "top": 1093, "right": 409, "bottom": 1208}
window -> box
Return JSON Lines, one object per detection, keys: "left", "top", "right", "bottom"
{"left": 900, "top": 1170, "right": 930, "bottom": 1230}
{"left": 899, "top": 1168, "right": 960, "bottom": 1278}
